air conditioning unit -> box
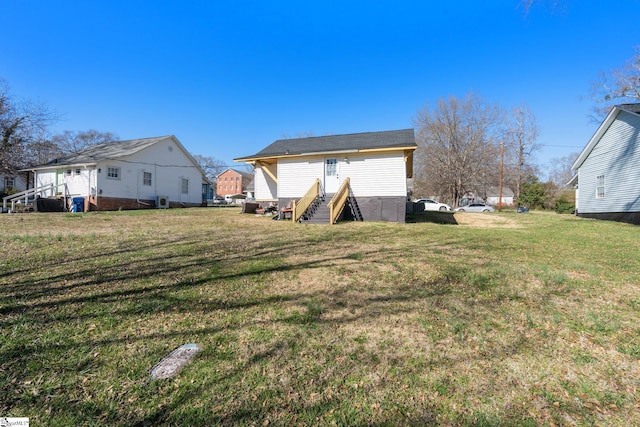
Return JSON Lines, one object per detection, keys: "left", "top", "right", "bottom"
{"left": 157, "top": 196, "right": 169, "bottom": 209}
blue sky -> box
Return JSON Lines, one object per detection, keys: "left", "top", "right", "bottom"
{"left": 2, "top": 1, "right": 640, "bottom": 176}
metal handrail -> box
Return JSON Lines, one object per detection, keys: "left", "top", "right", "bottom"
{"left": 292, "top": 178, "right": 321, "bottom": 222}
{"left": 328, "top": 177, "right": 350, "bottom": 224}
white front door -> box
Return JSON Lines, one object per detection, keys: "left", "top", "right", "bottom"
{"left": 324, "top": 158, "right": 339, "bottom": 194}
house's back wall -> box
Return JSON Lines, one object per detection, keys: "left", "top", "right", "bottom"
{"left": 357, "top": 196, "right": 407, "bottom": 223}
{"left": 278, "top": 195, "right": 406, "bottom": 223}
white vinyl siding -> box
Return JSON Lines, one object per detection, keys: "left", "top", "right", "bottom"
{"left": 342, "top": 152, "right": 407, "bottom": 197}
{"left": 277, "top": 151, "right": 407, "bottom": 198}
{"left": 128, "top": 139, "right": 202, "bottom": 204}
{"left": 36, "top": 168, "right": 94, "bottom": 198}
{"left": 254, "top": 165, "right": 278, "bottom": 201}
{"left": 578, "top": 110, "right": 640, "bottom": 213}
{"left": 278, "top": 158, "right": 323, "bottom": 198}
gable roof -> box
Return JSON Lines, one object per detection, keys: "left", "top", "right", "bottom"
{"left": 572, "top": 104, "right": 640, "bottom": 171}
{"left": 216, "top": 167, "right": 253, "bottom": 180}
{"left": 26, "top": 135, "right": 174, "bottom": 169}
{"left": 234, "top": 128, "right": 416, "bottom": 162}
{"left": 485, "top": 186, "right": 515, "bottom": 198}
{"left": 24, "top": 135, "right": 212, "bottom": 183}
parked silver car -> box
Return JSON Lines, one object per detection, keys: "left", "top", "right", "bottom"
{"left": 454, "top": 203, "right": 495, "bottom": 213}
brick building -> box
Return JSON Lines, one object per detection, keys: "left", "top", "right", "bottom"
{"left": 216, "top": 168, "right": 252, "bottom": 198}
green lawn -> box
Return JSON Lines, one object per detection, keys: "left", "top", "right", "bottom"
{"left": 1, "top": 209, "right": 639, "bottom": 426}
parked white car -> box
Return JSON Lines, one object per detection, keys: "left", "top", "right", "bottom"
{"left": 414, "top": 198, "right": 452, "bottom": 212}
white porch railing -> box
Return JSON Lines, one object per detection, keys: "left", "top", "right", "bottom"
{"left": 2, "top": 182, "right": 69, "bottom": 213}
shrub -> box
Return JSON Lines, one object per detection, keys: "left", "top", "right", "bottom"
{"left": 554, "top": 192, "right": 576, "bottom": 214}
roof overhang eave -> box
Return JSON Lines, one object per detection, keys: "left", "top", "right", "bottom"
{"left": 234, "top": 145, "right": 417, "bottom": 163}
{"left": 358, "top": 145, "right": 418, "bottom": 154}
{"left": 20, "top": 162, "right": 99, "bottom": 172}
{"left": 572, "top": 107, "right": 621, "bottom": 170}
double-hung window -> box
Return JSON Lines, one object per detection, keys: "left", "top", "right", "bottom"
{"left": 4, "top": 177, "right": 15, "bottom": 189}
{"left": 143, "top": 172, "right": 152, "bottom": 186}
{"left": 181, "top": 178, "right": 189, "bottom": 194}
{"left": 107, "top": 167, "right": 121, "bottom": 180}
{"left": 596, "top": 174, "right": 605, "bottom": 198}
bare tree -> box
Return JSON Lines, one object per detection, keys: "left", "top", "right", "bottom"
{"left": 24, "top": 139, "right": 63, "bottom": 166}
{"left": 280, "top": 131, "right": 315, "bottom": 139}
{"left": 503, "top": 104, "right": 540, "bottom": 200}
{"left": 414, "top": 93, "right": 502, "bottom": 207}
{"left": 51, "top": 129, "right": 119, "bottom": 154}
{"left": 0, "top": 78, "right": 56, "bottom": 173}
{"left": 193, "top": 154, "right": 227, "bottom": 183}
{"left": 547, "top": 151, "right": 579, "bottom": 189}
{"left": 590, "top": 47, "right": 640, "bottom": 120}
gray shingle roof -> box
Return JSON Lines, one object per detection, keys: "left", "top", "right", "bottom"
{"left": 30, "top": 135, "right": 173, "bottom": 169}
{"left": 617, "top": 103, "right": 640, "bottom": 114}
{"left": 235, "top": 128, "right": 416, "bottom": 161}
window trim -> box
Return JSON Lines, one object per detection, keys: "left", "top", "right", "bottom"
{"left": 106, "top": 166, "right": 121, "bottom": 180}
{"left": 142, "top": 171, "right": 152, "bottom": 186}
{"left": 4, "top": 176, "right": 15, "bottom": 189}
{"left": 596, "top": 174, "right": 605, "bottom": 199}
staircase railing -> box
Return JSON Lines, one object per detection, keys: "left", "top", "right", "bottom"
{"left": 328, "top": 177, "right": 350, "bottom": 224}
{"left": 2, "top": 182, "right": 69, "bottom": 213}
{"left": 293, "top": 178, "right": 322, "bottom": 222}
{"left": 347, "top": 193, "right": 363, "bottom": 221}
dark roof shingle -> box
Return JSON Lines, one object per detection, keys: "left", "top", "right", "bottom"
{"left": 617, "top": 103, "right": 640, "bottom": 114}
{"left": 235, "top": 129, "right": 416, "bottom": 161}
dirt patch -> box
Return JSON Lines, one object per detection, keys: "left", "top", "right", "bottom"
{"left": 453, "top": 212, "right": 521, "bottom": 228}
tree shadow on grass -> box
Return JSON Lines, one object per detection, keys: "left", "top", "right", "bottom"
{"left": 0, "top": 223, "right": 557, "bottom": 425}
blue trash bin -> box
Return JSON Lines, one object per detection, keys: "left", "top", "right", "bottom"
{"left": 72, "top": 197, "right": 84, "bottom": 212}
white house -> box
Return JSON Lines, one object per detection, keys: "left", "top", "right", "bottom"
{"left": 485, "top": 187, "right": 515, "bottom": 207}
{"left": 570, "top": 104, "right": 640, "bottom": 224}
{"left": 22, "top": 135, "right": 210, "bottom": 212}
{"left": 234, "top": 129, "right": 417, "bottom": 223}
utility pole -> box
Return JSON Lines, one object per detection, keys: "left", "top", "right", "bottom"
{"left": 498, "top": 140, "right": 504, "bottom": 212}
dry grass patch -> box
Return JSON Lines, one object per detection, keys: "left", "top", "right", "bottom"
{"left": 453, "top": 211, "right": 522, "bottom": 228}
{"left": 1, "top": 208, "right": 639, "bottom": 425}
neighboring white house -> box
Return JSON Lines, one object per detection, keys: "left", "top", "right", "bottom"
{"left": 569, "top": 104, "right": 640, "bottom": 224}
{"left": 485, "top": 187, "right": 515, "bottom": 207}
{"left": 22, "top": 135, "right": 211, "bottom": 212}
{"left": 234, "top": 129, "right": 417, "bottom": 222}
{"left": 460, "top": 187, "right": 514, "bottom": 207}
